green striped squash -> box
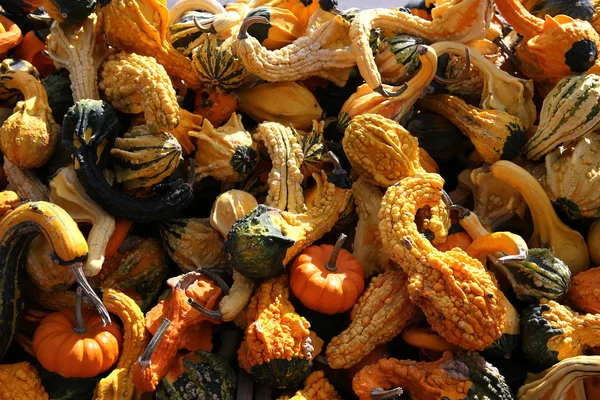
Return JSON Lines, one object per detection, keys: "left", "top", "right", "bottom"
{"left": 169, "top": 10, "right": 215, "bottom": 56}
{"left": 110, "top": 125, "right": 183, "bottom": 190}
{"left": 524, "top": 73, "right": 600, "bottom": 160}
{"left": 192, "top": 34, "right": 250, "bottom": 92}
{"left": 498, "top": 248, "right": 571, "bottom": 303}
{"left": 374, "top": 34, "right": 426, "bottom": 85}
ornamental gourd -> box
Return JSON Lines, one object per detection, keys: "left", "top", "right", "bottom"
{"left": 43, "top": 0, "right": 97, "bottom": 24}
{"left": 374, "top": 34, "right": 426, "bottom": 85}
{"left": 290, "top": 233, "right": 365, "bottom": 315}
{"left": 244, "top": 6, "right": 305, "bottom": 50}
{"left": 278, "top": 371, "right": 341, "bottom": 400}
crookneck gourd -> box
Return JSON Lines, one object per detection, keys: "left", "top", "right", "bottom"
{"left": 521, "top": 300, "right": 600, "bottom": 368}
{"left": 99, "top": 51, "right": 180, "bottom": 134}
{"left": 337, "top": 44, "right": 437, "bottom": 129}
{"left": 232, "top": 11, "right": 355, "bottom": 87}
{"left": 490, "top": 160, "right": 589, "bottom": 275}
{"left": 238, "top": 274, "right": 322, "bottom": 388}
{"left": 47, "top": 13, "right": 109, "bottom": 101}
{"left": 190, "top": 112, "right": 257, "bottom": 183}
{"left": 243, "top": 6, "right": 305, "bottom": 50}
{"left": 349, "top": 0, "right": 493, "bottom": 95}
{"left": 418, "top": 94, "right": 527, "bottom": 163}
{"left": 236, "top": 81, "right": 323, "bottom": 131}
{"left": 495, "top": 0, "right": 600, "bottom": 83}
{"left": 0, "top": 71, "right": 59, "bottom": 168}
{"left": 62, "top": 100, "right": 194, "bottom": 223}
{"left": 278, "top": 370, "right": 341, "bottom": 400}
{"left": 111, "top": 125, "right": 183, "bottom": 189}
{"left": 326, "top": 269, "right": 417, "bottom": 369}
{"left": 524, "top": 74, "right": 600, "bottom": 160}
{"left": 97, "top": 0, "right": 202, "bottom": 88}
{"left": 224, "top": 163, "right": 352, "bottom": 279}
{"left": 542, "top": 132, "right": 600, "bottom": 219}
{"left": 378, "top": 172, "right": 505, "bottom": 350}
{"left": 352, "top": 351, "right": 513, "bottom": 400}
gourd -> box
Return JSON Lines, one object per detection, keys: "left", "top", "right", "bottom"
{"left": 26, "top": 236, "right": 75, "bottom": 292}
{"left": 170, "top": 108, "right": 201, "bottom": 155}
{"left": 567, "top": 267, "right": 600, "bottom": 314}
{"left": 490, "top": 161, "right": 589, "bottom": 275}
{"left": 99, "top": 52, "right": 180, "bottom": 134}
{"left": 0, "top": 71, "right": 58, "bottom": 168}
{"left": 542, "top": 132, "right": 600, "bottom": 219}
{"left": 47, "top": 14, "right": 110, "bottom": 102}
{"left": 294, "top": 120, "right": 330, "bottom": 180}
{"left": 193, "top": 89, "right": 238, "bottom": 127}
{"left": 525, "top": 74, "right": 600, "bottom": 160}
{"left": 405, "top": 112, "right": 466, "bottom": 163}
{"left": 326, "top": 269, "right": 418, "bottom": 369}
{"left": 434, "top": 223, "right": 473, "bottom": 252}
{"left": 156, "top": 351, "right": 237, "bottom": 399}
{"left": 244, "top": 6, "right": 305, "bottom": 50}
{"left": 224, "top": 160, "right": 352, "bottom": 279}
{"left": 0, "top": 201, "right": 112, "bottom": 361}
{"left": 238, "top": 275, "right": 321, "bottom": 388}
{"left": 588, "top": 220, "right": 600, "bottom": 266}
{"left": 278, "top": 371, "right": 341, "bottom": 400}
{"left": 352, "top": 351, "right": 513, "bottom": 400}
{"left": 232, "top": 12, "right": 355, "bottom": 87}
{"left": 527, "top": 0, "right": 595, "bottom": 21}
{"left": 0, "top": 58, "right": 40, "bottom": 105}
{"left": 0, "top": 14, "right": 23, "bottom": 55}
{"left": 401, "top": 325, "right": 458, "bottom": 353}
{"left": 190, "top": 113, "right": 257, "bottom": 183}
{"left": 418, "top": 94, "right": 527, "bottom": 163}
{"left": 3, "top": 156, "right": 49, "bottom": 201}
{"left": 132, "top": 271, "right": 224, "bottom": 392}
{"left": 374, "top": 34, "right": 426, "bottom": 85}
{"left": 191, "top": 34, "right": 250, "bottom": 92}
{"left": 496, "top": 0, "right": 600, "bottom": 83}
{"left": 12, "top": 31, "right": 56, "bottom": 78}
{"left": 160, "top": 218, "right": 226, "bottom": 272}
{"left": 49, "top": 166, "right": 115, "bottom": 277}
{"left": 517, "top": 355, "right": 600, "bottom": 400}
{"left": 98, "top": 0, "right": 202, "bottom": 88}
{"left": 33, "top": 287, "right": 122, "bottom": 378}
{"left": 43, "top": 0, "right": 97, "bottom": 24}
{"left": 521, "top": 300, "right": 600, "bottom": 368}
{"left": 41, "top": 71, "right": 74, "bottom": 124}
{"left": 0, "top": 361, "right": 49, "bottom": 399}
{"left": 349, "top": 0, "right": 493, "bottom": 95}
{"left": 62, "top": 100, "right": 194, "bottom": 224}
{"left": 0, "top": 190, "right": 20, "bottom": 217}
{"left": 236, "top": 82, "right": 323, "bottom": 131}
{"left": 169, "top": 10, "right": 217, "bottom": 56}
{"left": 111, "top": 125, "right": 183, "bottom": 189}
{"left": 290, "top": 233, "right": 364, "bottom": 315}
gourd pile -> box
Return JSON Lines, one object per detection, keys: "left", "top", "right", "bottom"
{"left": 3, "top": 0, "right": 600, "bottom": 398}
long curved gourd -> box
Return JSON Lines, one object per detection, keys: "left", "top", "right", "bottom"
{"left": 50, "top": 166, "right": 115, "bottom": 277}
{"left": 431, "top": 41, "right": 536, "bottom": 129}
{"left": 517, "top": 356, "right": 600, "bottom": 399}
{"left": 350, "top": 0, "right": 493, "bottom": 95}
{"left": 490, "top": 161, "right": 589, "bottom": 275}
{"left": 0, "top": 201, "right": 109, "bottom": 360}
{"left": 168, "top": 0, "right": 226, "bottom": 25}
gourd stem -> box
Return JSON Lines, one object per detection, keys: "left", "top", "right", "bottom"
{"left": 327, "top": 151, "right": 343, "bottom": 171}
{"left": 73, "top": 287, "right": 87, "bottom": 334}
{"left": 370, "top": 387, "right": 404, "bottom": 400}
{"left": 193, "top": 16, "right": 217, "bottom": 33}
{"left": 326, "top": 233, "right": 347, "bottom": 271}
{"left": 374, "top": 83, "right": 408, "bottom": 97}
{"left": 188, "top": 298, "right": 223, "bottom": 320}
{"left": 237, "top": 16, "right": 269, "bottom": 40}
{"left": 187, "top": 158, "right": 196, "bottom": 187}
{"left": 138, "top": 318, "right": 171, "bottom": 370}
{"left": 493, "top": 36, "right": 520, "bottom": 70}
{"left": 197, "top": 267, "right": 230, "bottom": 295}
{"left": 70, "top": 263, "right": 111, "bottom": 326}
{"left": 434, "top": 48, "right": 471, "bottom": 85}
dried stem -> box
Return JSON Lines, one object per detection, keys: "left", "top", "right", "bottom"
{"left": 138, "top": 318, "right": 171, "bottom": 370}
{"left": 73, "top": 287, "right": 87, "bottom": 334}
{"left": 70, "top": 263, "right": 111, "bottom": 325}
{"left": 326, "top": 233, "right": 347, "bottom": 271}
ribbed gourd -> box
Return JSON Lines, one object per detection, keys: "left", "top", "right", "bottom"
{"left": 542, "top": 132, "right": 600, "bottom": 219}
{"left": 110, "top": 125, "right": 183, "bottom": 190}
{"left": 169, "top": 10, "right": 216, "bottom": 56}
{"left": 374, "top": 34, "right": 426, "bottom": 85}
{"left": 524, "top": 74, "right": 600, "bottom": 160}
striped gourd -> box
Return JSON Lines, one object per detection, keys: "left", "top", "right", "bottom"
{"left": 374, "top": 34, "right": 426, "bottom": 85}
{"left": 498, "top": 248, "right": 571, "bottom": 303}
{"left": 524, "top": 73, "right": 600, "bottom": 160}
{"left": 169, "top": 10, "right": 215, "bottom": 56}
{"left": 110, "top": 125, "right": 183, "bottom": 190}
{"left": 191, "top": 34, "right": 250, "bottom": 92}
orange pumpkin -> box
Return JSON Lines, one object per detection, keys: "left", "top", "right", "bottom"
{"left": 290, "top": 233, "right": 365, "bottom": 315}
{"left": 32, "top": 287, "right": 122, "bottom": 378}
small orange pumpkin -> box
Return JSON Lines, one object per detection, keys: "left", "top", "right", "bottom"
{"left": 290, "top": 233, "right": 365, "bottom": 315}
{"left": 32, "top": 287, "right": 122, "bottom": 378}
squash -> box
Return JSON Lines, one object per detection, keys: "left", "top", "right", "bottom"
{"left": 290, "top": 233, "right": 364, "bottom": 315}
{"left": 542, "top": 132, "right": 600, "bottom": 219}
{"left": 588, "top": 220, "right": 600, "bottom": 266}
{"left": 374, "top": 34, "right": 426, "bottom": 85}
{"left": 0, "top": 362, "right": 49, "bottom": 399}
{"left": 191, "top": 113, "right": 257, "bottom": 183}
{"left": 244, "top": 6, "right": 305, "bottom": 50}
{"left": 0, "top": 71, "right": 59, "bottom": 168}
{"left": 169, "top": 10, "right": 217, "bottom": 56}
{"left": 33, "top": 287, "right": 122, "bottom": 378}
{"left": 193, "top": 89, "right": 238, "bottom": 127}
{"left": 401, "top": 325, "right": 459, "bottom": 353}
{"left": 418, "top": 94, "right": 527, "bottom": 163}
{"left": 62, "top": 100, "right": 194, "bottom": 224}
{"left": 0, "top": 14, "right": 23, "bottom": 55}
{"left": 26, "top": 236, "right": 75, "bottom": 292}
{"left": 170, "top": 108, "right": 201, "bottom": 155}
{"left": 191, "top": 34, "right": 250, "bottom": 92}
{"left": 434, "top": 223, "right": 473, "bottom": 252}
{"left": 111, "top": 125, "right": 183, "bottom": 190}
{"left": 156, "top": 351, "right": 237, "bottom": 399}
{"left": 0, "top": 58, "right": 40, "bottom": 105}
{"left": 567, "top": 266, "right": 600, "bottom": 314}
{"left": 41, "top": 71, "right": 74, "bottom": 124}
{"left": 405, "top": 111, "right": 466, "bottom": 162}
{"left": 43, "top": 0, "right": 97, "bottom": 24}
{"left": 12, "top": 31, "right": 56, "bottom": 78}
{"left": 210, "top": 189, "right": 258, "bottom": 239}
{"left": 527, "top": 0, "right": 595, "bottom": 21}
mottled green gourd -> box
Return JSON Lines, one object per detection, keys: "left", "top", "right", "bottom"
{"left": 375, "top": 34, "right": 426, "bottom": 85}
